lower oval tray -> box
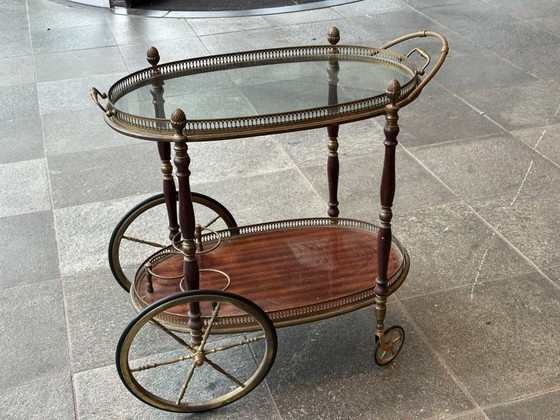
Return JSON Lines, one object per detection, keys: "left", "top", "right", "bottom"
{"left": 130, "top": 218, "right": 409, "bottom": 332}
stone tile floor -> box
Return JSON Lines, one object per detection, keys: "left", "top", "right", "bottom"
{"left": 1, "top": 0, "right": 559, "bottom": 418}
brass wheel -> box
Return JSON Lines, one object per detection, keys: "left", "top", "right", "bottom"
{"left": 109, "top": 193, "right": 237, "bottom": 292}
{"left": 116, "top": 290, "right": 277, "bottom": 413}
{"left": 375, "top": 326, "right": 405, "bottom": 366}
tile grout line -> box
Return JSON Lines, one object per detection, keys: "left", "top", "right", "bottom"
{"left": 25, "top": 0, "right": 81, "bottom": 418}
{"left": 394, "top": 298, "right": 490, "bottom": 420}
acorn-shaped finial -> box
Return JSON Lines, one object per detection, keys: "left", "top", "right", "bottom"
{"left": 386, "top": 79, "right": 401, "bottom": 105}
{"left": 146, "top": 46, "right": 160, "bottom": 66}
{"left": 170, "top": 108, "right": 187, "bottom": 133}
{"left": 328, "top": 27, "right": 340, "bottom": 46}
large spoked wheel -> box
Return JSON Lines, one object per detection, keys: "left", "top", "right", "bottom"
{"left": 375, "top": 326, "right": 405, "bottom": 366}
{"left": 109, "top": 192, "right": 237, "bottom": 292}
{"left": 117, "top": 290, "right": 277, "bottom": 413}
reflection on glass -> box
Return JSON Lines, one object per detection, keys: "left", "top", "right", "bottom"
{"left": 115, "top": 56, "right": 414, "bottom": 120}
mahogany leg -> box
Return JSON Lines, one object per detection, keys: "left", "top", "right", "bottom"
{"left": 157, "top": 142, "right": 180, "bottom": 242}
{"left": 374, "top": 80, "right": 401, "bottom": 339}
{"left": 327, "top": 125, "right": 340, "bottom": 218}
{"left": 147, "top": 48, "right": 180, "bottom": 244}
{"left": 171, "top": 110, "right": 202, "bottom": 346}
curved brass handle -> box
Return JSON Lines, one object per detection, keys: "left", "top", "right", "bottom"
{"left": 407, "top": 47, "right": 431, "bottom": 75}
{"left": 380, "top": 31, "right": 449, "bottom": 108}
{"left": 90, "top": 87, "right": 113, "bottom": 117}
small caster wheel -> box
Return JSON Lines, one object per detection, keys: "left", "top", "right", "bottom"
{"left": 116, "top": 290, "right": 277, "bottom": 413}
{"left": 375, "top": 326, "right": 405, "bottom": 366}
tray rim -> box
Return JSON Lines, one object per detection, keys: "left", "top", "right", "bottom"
{"left": 102, "top": 45, "right": 420, "bottom": 142}
{"left": 130, "top": 217, "right": 410, "bottom": 332}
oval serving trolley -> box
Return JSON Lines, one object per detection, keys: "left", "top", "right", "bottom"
{"left": 91, "top": 27, "right": 448, "bottom": 413}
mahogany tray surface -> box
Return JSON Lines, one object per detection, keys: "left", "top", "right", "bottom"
{"left": 130, "top": 218, "right": 408, "bottom": 330}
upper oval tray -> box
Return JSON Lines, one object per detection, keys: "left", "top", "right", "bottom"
{"left": 93, "top": 31, "right": 448, "bottom": 142}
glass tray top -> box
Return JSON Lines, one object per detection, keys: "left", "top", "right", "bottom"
{"left": 103, "top": 45, "right": 421, "bottom": 141}
{"left": 115, "top": 53, "right": 416, "bottom": 120}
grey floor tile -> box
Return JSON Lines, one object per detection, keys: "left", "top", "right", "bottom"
{"left": 395, "top": 202, "right": 534, "bottom": 298}
{"left": 527, "top": 14, "right": 560, "bottom": 37}
{"left": 0, "top": 280, "right": 69, "bottom": 389}
{"left": 200, "top": 27, "right": 292, "bottom": 54}
{"left": 511, "top": 123, "right": 560, "bottom": 167}
{"left": 542, "top": 265, "right": 560, "bottom": 286}
{"left": 54, "top": 195, "right": 152, "bottom": 277}
{"left": 63, "top": 267, "right": 138, "bottom": 372}
{"left": 0, "top": 116, "right": 43, "bottom": 164}
{"left": 471, "top": 192, "right": 560, "bottom": 268}
{"left": 458, "top": 15, "right": 560, "bottom": 55}
{"left": 31, "top": 23, "right": 117, "bottom": 54}
{"left": 441, "top": 411, "right": 488, "bottom": 420}
{"left": 0, "top": 31, "right": 32, "bottom": 59}
{"left": 187, "top": 137, "right": 296, "bottom": 185}
{"left": 74, "top": 362, "right": 280, "bottom": 420}
{"left": 350, "top": 10, "right": 447, "bottom": 46}
{"left": 410, "top": 133, "right": 560, "bottom": 202}
{"left": 34, "top": 46, "right": 128, "bottom": 83}
{"left": 0, "top": 374, "right": 74, "bottom": 420}
{"left": 262, "top": 7, "right": 342, "bottom": 26}
{"left": 3, "top": 0, "right": 29, "bottom": 12}
{"left": 0, "top": 82, "right": 39, "bottom": 121}
{"left": 0, "top": 158, "right": 51, "bottom": 217}
{"left": 401, "top": 273, "right": 560, "bottom": 406}
{"left": 278, "top": 18, "right": 371, "bottom": 46}
{"left": 435, "top": 52, "right": 536, "bottom": 94}
{"left": 42, "top": 108, "right": 143, "bottom": 156}
{"left": 300, "top": 150, "right": 458, "bottom": 222}
{"left": 398, "top": 89, "right": 504, "bottom": 147}
{"left": 0, "top": 211, "right": 59, "bottom": 287}
{"left": 481, "top": 0, "right": 560, "bottom": 20}
{"left": 105, "top": 13, "right": 197, "bottom": 45}
{"left": 37, "top": 72, "right": 127, "bottom": 116}
{"left": 0, "top": 55, "right": 36, "bottom": 87}
{"left": 418, "top": 2, "right": 515, "bottom": 31}
{"left": 276, "top": 118, "right": 385, "bottom": 167}
{"left": 497, "top": 40, "right": 560, "bottom": 81}
{"left": 27, "top": 0, "right": 108, "bottom": 31}
{"left": 48, "top": 142, "right": 161, "bottom": 208}
{"left": 191, "top": 168, "right": 327, "bottom": 225}
{"left": 1, "top": 9, "right": 30, "bottom": 34}
{"left": 333, "top": 0, "right": 408, "bottom": 18}
{"left": 460, "top": 80, "right": 560, "bottom": 131}
{"left": 484, "top": 389, "right": 560, "bottom": 420}
{"left": 187, "top": 15, "right": 272, "bottom": 37}
{"left": 268, "top": 306, "right": 473, "bottom": 418}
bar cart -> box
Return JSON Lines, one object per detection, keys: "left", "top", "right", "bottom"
{"left": 91, "top": 27, "right": 448, "bottom": 413}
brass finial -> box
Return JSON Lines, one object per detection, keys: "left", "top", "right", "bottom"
{"left": 146, "top": 46, "right": 160, "bottom": 66}
{"left": 328, "top": 27, "right": 340, "bottom": 46}
{"left": 386, "top": 79, "right": 401, "bottom": 105}
{"left": 170, "top": 108, "right": 187, "bottom": 134}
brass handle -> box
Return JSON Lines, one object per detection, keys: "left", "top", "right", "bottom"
{"left": 381, "top": 31, "right": 449, "bottom": 108}
{"left": 407, "top": 48, "right": 431, "bottom": 75}
{"left": 90, "top": 87, "right": 113, "bottom": 116}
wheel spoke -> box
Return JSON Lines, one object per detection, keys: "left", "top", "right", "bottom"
{"left": 197, "top": 302, "right": 221, "bottom": 351}
{"left": 176, "top": 360, "right": 198, "bottom": 405}
{"left": 202, "top": 215, "right": 221, "bottom": 230}
{"left": 131, "top": 353, "right": 194, "bottom": 373}
{"left": 206, "top": 334, "right": 265, "bottom": 355}
{"left": 204, "top": 357, "right": 245, "bottom": 388}
{"left": 122, "top": 235, "right": 166, "bottom": 248}
{"left": 150, "top": 319, "right": 196, "bottom": 353}
{"left": 387, "top": 334, "right": 402, "bottom": 347}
